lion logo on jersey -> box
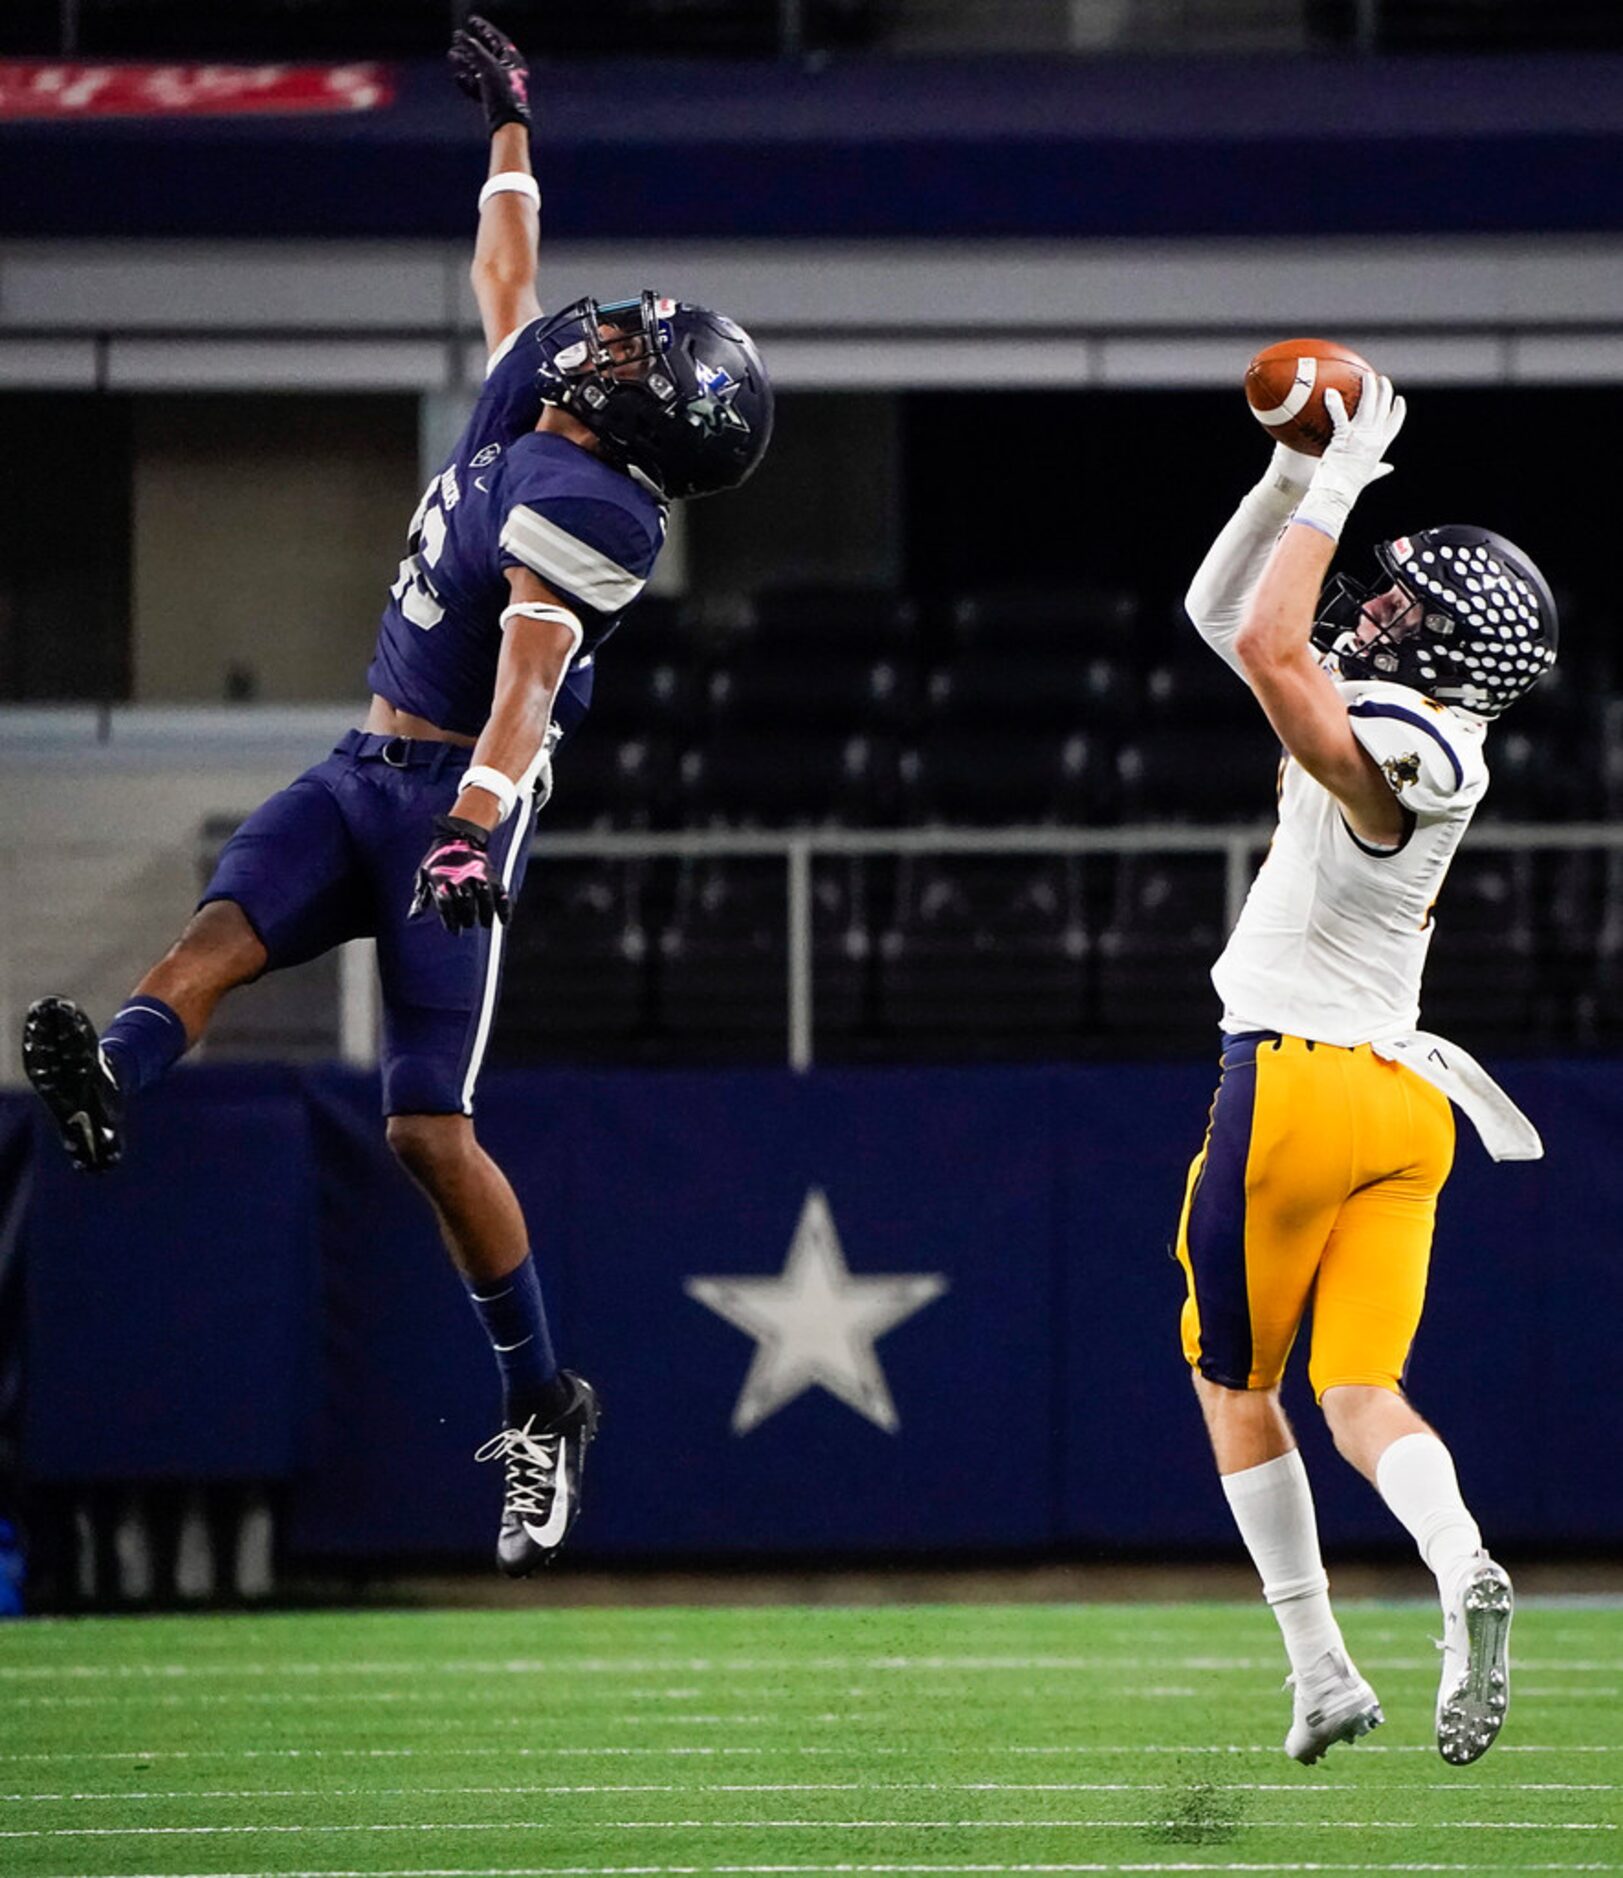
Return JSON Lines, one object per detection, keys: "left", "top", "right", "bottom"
{"left": 1382, "top": 751, "right": 1423, "bottom": 792}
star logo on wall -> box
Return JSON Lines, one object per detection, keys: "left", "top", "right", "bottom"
{"left": 685, "top": 1188, "right": 949, "bottom": 1436}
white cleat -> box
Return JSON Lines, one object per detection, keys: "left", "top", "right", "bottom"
{"left": 1437, "top": 1554, "right": 1513, "bottom": 1766}
{"left": 1284, "top": 1648, "right": 1384, "bottom": 1764}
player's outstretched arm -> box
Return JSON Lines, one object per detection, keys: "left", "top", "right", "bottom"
{"left": 1234, "top": 523, "right": 1403, "bottom": 844}
{"left": 409, "top": 568, "right": 582, "bottom": 934}
{"left": 451, "top": 14, "right": 543, "bottom": 358}
{"left": 457, "top": 568, "right": 581, "bottom": 827}
{"left": 1185, "top": 440, "right": 1318, "bottom": 676}
{"left": 1233, "top": 373, "right": 1408, "bottom": 848}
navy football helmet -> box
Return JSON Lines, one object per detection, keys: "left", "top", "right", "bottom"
{"left": 532, "top": 292, "right": 772, "bottom": 500}
{"left": 1312, "top": 524, "right": 1557, "bottom": 719}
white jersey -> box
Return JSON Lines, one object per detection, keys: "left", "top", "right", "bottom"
{"left": 1213, "top": 678, "right": 1487, "bottom": 1044}
{"left": 1184, "top": 464, "right": 1489, "bottom": 1047}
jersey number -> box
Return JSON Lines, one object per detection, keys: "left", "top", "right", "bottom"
{"left": 390, "top": 481, "right": 449, "bottom": 631}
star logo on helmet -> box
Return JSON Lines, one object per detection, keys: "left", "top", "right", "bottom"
{"left": 687, "top": 361, "right": 751, "bottom": 438}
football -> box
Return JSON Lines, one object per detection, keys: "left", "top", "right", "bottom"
{"left": 1244, "top": 336, "right": 1373, "bottom": 456}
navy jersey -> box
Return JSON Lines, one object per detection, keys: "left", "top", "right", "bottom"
{"left": 367, "top": 318, "right": 669, "bottom": 739}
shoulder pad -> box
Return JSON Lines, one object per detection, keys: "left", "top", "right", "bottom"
{"left": 1344, "top": 681, "right": 1488, "bottom": 817}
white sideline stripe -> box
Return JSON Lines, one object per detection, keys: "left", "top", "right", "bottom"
{"left": 7, "top": 1821, "right": 1616, "bottom": 1839}
{"left": 5, "top": 1742, "right": 1622, "bottom": 1762}
{"left": 10, "top": 1781, "right": 1615, "bottom": 1801}
{"left": 3, "top": 1654, "right": 1613, "bottom": 1678}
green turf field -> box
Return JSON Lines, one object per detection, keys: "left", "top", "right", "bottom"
{"left": 1, "top": 1600, "right": 1618, "bottom": 1876}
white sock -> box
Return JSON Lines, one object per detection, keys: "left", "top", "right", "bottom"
{"left": 1375, "top": 1431, "right": 1484, "bottom": 1603}
{"left": 1222, "top": 1449, "right": 1346, "bottom": 1676}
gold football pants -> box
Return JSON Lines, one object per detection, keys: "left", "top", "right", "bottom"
{"left": 1175, "top": 1031, "right": 1455, "bottom": 1397}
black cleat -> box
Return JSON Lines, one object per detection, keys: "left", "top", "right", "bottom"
{"left": 474, "top": 1370, "right": 599, "bottom": 1576}
{"left": 23, "top": 996, "right": 124, "bottom": 1172}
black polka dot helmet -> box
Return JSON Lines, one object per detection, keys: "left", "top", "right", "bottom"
{"left": 1312, "top": 524, "right": 1558, "bottom": 718}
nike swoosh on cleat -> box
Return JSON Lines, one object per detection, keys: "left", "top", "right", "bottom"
{"left": 67, "top": 1112, "right": 98, "bottom": 1156}
{"left": 521, "top": 1469, "right": 572, "bottom": 1549}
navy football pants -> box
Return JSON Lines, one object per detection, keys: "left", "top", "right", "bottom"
{"left": 200, "top": 729, "right": 535, "bottom": 1116}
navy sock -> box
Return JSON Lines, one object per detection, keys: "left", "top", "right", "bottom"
{"left": 465, "top": 1253, "right": 563, "bottom": 1426}
{"left": 99, "top": 996, "right": 188, "bottom": 1096}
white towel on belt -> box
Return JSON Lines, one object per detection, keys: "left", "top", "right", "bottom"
{"left": 1369, "top": 1031, "right": 1543, "bottom": 1163}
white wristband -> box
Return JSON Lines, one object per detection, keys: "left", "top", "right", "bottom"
{"left": 479, "top": 172, "right": 540, "bottom": 211}
{"left": 459, "top": 764, "right": 520, "bottom": 824}
{"left": 1290, "top": 485, "right": 1353, "bottom": 544}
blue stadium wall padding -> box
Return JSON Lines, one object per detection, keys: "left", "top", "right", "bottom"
{"left": 543, "top": 1069, "right": 1060, "bottom": 1554}
{"left": 3, "top": 1057, "right": 1620, "bottom": 1558}
{"left": 4, "top": 54, "right": 1623, "bottom": 240}
{"left": 0, "top": 1105, "right": 30, "bottom": 1543}
{"left": 20, "top": 1072, "right": 319, "bottom": 1481}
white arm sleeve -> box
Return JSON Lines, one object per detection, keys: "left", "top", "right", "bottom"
{"left": 1184, "top": 451, "right": 1315, "bottom": 676}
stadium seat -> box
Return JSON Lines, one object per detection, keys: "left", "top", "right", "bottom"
{"left": 1573, "top": 848, "right": 1623, "bottom": 1045}
{"left": 708, "top": 653, "right": 921, "bottom": 735}
{"left": 550, "top": 733, "right": 678, "bottom": 829}
{"left": 1142, "top": 657, "right": 1258, "bottom": 730}
{"left": 1116, "top": 729, "right": 1278, "bottom": 823}
{"left": 1482, "top": 667, "right": 1602, "bottom": 823}
{"left": 491, "top": 859, "right": 654, "bottom": 1061}
{"left": 1531, "top": 847, "right": 1607, "bottom": 1044}
{"left": 1094, "top": 854, "right": 1229, "bottom": 1050}
{"left": 745, "top": 584, "right": 921, "bottom": 654}
{"left": 927, "top": 652, "right": 1138, "bottom": 735}
{"left": 903, "top": 729, "right": 1105, "bottom": 824}
{"left": 679, "top": 731, "right": 896, "bottom": 827}
{"left": 1419, "top": 849, "right": 1538, "bottom": 1047}
{"left": 656, "top": 856, "right": 868, "bottom": 1053}
{"left": 605, "top": 594, "right": 691, "bottom": 659}
{"left": 946, "top": 585, "right": 1140, "bottom": 652}
{"left": 875, "top": 854, "right": 1088, "bottom": 1051}
{"left": 579, "top": 657, "right": 700, "bottom": 741}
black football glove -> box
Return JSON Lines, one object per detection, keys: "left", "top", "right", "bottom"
{"left": 449, "top": 14, "right": 532, "bottom": 135}
{"left": 410, "top": 815, "right": 512, "bottom": 934}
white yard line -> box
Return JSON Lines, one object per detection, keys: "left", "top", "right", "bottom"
{"left": 2, "top": 1655, "right": 1616, "bottom": 1679}
{"left": 3, "top": 1820, "right": 1617, "bottom": 1839}
{"left": 4, "top": 1742, "right": 1622, "bottom": 1763}
{"left": 5, "top": 1781, "right": 1616, "bottom": 1801}
{"left": 19, "top": 1864, "right": 1623, "bottom": 1878}
{"left": 2, "top": 1696, "right": 870, "bottom": 1721}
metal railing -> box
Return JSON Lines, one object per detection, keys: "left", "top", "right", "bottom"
{"left": 8, "top": 815, "right": 1621, "bottom": 1081}
{"left": 341, "top": 819, "right": 1623, "bottom": 1071}
{"left": 535, "top": 823, "right": 1267, "bottom": 1074}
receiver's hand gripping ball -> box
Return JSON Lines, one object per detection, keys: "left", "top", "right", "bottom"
{"left": 1245, "top": 337, "right": 1372, "bottom": 456}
